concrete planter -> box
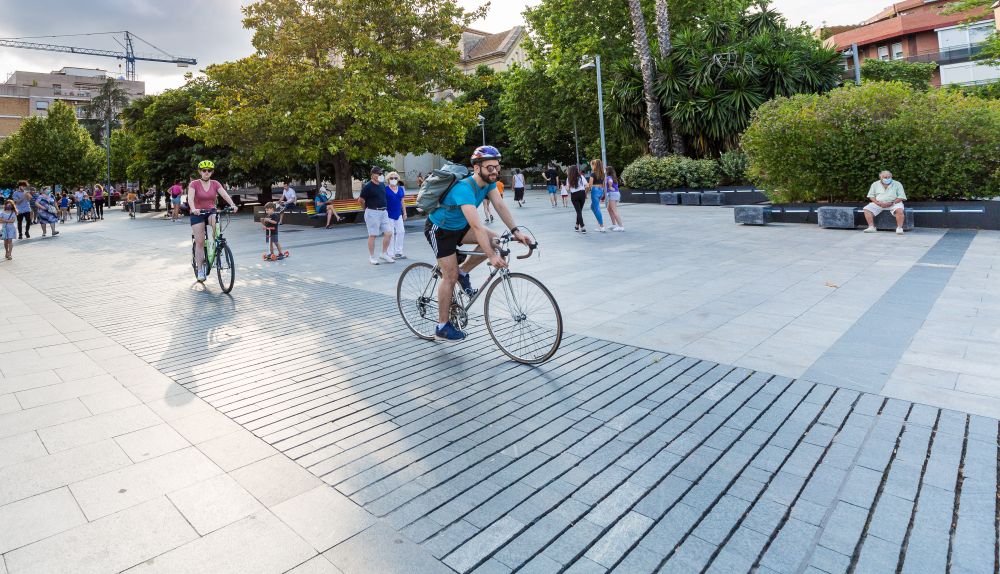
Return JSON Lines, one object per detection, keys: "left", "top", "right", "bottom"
{"left": 625, "top": 186, "right": 768, "bottom": 206}
{"left": 734, "top": 205, "right": 773, "bottom": 225}
{"left": 770, "top": 201, "right": 999, "bottom": 230}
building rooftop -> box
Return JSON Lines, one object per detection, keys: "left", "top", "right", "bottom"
{"left": 461, "top": 26, "right": 525, "bottom": 62}
{"left": 828, "top": 0, "right": 993, "bottom": 49}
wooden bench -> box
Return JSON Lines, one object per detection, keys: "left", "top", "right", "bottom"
{"left": 256, "top": 195, "right": 419, "bottom": 227}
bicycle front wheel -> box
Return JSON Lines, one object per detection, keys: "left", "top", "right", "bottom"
{"left": 484, "top": 272, "right": 562, "bottom": 364}
{"left": 216, "top": 242, "right": 235, "bottom": 293}
{"left": 397, "top": 262, "right": 439, "bottom": 340}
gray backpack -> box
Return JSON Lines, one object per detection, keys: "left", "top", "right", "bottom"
{"left": 416, "top": 163, "right": 470, "bottom": 214}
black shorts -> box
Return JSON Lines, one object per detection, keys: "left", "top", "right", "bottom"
{"left": 425, "top": 219, "right": 470, "bottom": 261}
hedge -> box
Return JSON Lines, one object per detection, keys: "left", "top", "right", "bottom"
{"left": 621, "top": 155, "right": 720, "bottom": 190}
{"left": 741, "top": 81, "right": 1000, "bottom": 202}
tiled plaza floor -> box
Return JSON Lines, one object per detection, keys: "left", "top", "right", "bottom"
{"left": 1, "top": 198, "right": 997, "bottom": 573}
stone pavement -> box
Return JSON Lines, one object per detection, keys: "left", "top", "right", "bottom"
{"left": 0, "top": 197, "right": 998, "bottom": 573}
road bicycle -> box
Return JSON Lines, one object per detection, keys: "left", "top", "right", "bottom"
{"left": 190, "top": 206, "right": 235, "bottom": 293}
{"left": 396, "top": 228, "right": 562, "bottom": 364}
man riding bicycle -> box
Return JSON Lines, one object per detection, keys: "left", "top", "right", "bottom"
{"left": 424, "top": 145, "right": 531, "bottom": 342}
{"left": 189, "top": 160, "right": 238, "bottom": 282}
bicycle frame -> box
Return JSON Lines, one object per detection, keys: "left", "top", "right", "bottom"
{"left": 193, "top": 211, "right": 228, "bottom": 268}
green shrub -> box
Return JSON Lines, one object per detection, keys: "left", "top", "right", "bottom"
{"left": 860, "top": 59, "right": 937, "bottom": 90}
{"left": 741, "top": 81, "right": 1000, "bottom": 202}
{"left": 718, "top": 150, "right": 750, "bottom": 185}
{"left": 621, "top": 155, "right": 721, "bottom": 189}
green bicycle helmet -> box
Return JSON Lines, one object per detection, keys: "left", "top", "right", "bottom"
{"left": 198, "top": 160, "right": 215, "bottom": 170}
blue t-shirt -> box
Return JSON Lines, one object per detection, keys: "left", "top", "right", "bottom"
{"left": 428, "top": 176, "right": 495, "bottom": 231}
{"left": 386, "top": 185, "right": 406, "bottom": 220}
{"left": 12, "top": 190, "right": 30, "bottom": 212}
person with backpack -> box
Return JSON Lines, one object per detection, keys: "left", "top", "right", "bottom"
{"left": 422, "top": 145, "right": 532, "bottom": 342}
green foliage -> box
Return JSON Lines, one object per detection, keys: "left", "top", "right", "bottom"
{"left": 951, "top": 79, "right": 1000, "bottom": 100}
{"left": 187, "top": 0, "right": 482, "bottom": 198}
{"left": 449, "top": 66, "right": 526, "bottom": 166}
{"left": 609, "top": 1, "right": 843, "bottom": 158}
{"left": 0, "top": 101, "right": 103, "bottom": 188}
{"left": 620, "top": 154, "right": 720, "bottom": 189}
{"left": 860, "top": 59, "right": 937, "bottom": 90}
{"left": 109, "top": 129, "right": 136, "bottom": 184}
{"left": 741, "top": 81, "right": 1000, "bottom": 202}
{"left": 718, "top": 149, "right": 749, "bottom": 185}
{"left": 81, "top": 78, "right": 131, "bottom": 145}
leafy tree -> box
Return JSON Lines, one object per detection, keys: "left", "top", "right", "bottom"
{"left": 109, "top": 129, "right": 136, "bottom": 185}
{"left": 943, "top": 0, "right": 1000, "bottom": 66}
{"left": 82, "top": 77, "right": 131, "bottom": 145}
{"left": 187, "top": 0, "right": 483, "bottom": 199}
{"left": 448, "top": 66, "right": 526, "bottom": 166}
{"left": 0, "top": 101, "right": 102, "bottom": 189}
{"left": 609, "top": 1, "right": 842, "bottom": 158}
{"left": 860, "top": 59, "right": 937, "bottom": 90}
{"left": 742, "top": 81, "right": 1000, "bottom": 202}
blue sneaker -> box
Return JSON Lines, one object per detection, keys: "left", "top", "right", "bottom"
{"left": 435, "top": 323, "right": 466, "bottom": 342}
{"left": 458, "top": 273, "right": 477, "bottom": 297}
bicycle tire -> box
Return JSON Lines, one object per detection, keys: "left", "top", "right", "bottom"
{"left": 484, "top": 272, "right": 562, "bottom": 364}
{"left": 397, "top": 262, "right": 439, "bottom": 340}
{"left": 216, "top": 242, "right": 235, "bottom": 293}
{"left": 190, "top": 241, "right": 210, "bottom": 280}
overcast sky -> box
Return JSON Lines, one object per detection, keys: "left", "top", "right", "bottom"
{"left": 0, "top": 0, "right": 883, "bottom": 94}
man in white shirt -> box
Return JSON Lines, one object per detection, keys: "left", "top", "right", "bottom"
{"left": 278, "top": 183, "right": 297, "bottom": 223}
{"left": 863, "top": 170, "right": 907, "bottom": 235}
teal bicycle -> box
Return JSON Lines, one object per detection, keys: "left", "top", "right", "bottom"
{"left": 190, "top": 207, "right": 235, "bottom": 293}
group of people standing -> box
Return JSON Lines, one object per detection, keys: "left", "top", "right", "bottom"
{"left": 544, "top": 160, "right": 624, "bottom": 233}
{"left": 360, "top": 166, "right": 408, "bottom": 265}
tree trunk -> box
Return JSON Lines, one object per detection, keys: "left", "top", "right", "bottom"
{"left": 256, "top": 179, "right": 273, "bottom": 205}
{"left": 654, "top": 0, "right": 685, "bottom": 155}
{"left": 315, "top": 159, "right": 322, "bottom": 195}
{"left": 628, "top": 0, "right": 669, "bottom": 157}
{"left": 332, "top": 151, "right": 353, "bottom": 200}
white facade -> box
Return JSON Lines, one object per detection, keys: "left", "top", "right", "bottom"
{"left": 936, "top": 20, "right": 1000, "bottom": 86}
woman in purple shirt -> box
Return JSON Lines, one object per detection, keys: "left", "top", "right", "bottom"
{"left": 385, "top": 171, "right": 407, "bottom": 259}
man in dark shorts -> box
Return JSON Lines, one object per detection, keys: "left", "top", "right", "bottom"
{"left": 424, "top": 145, "right": 531, "bottom": 342}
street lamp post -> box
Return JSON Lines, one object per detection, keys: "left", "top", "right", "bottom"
{"left": 477, "top": 114, "right": 486, "bottom": 146}
{"left": 581, "top": 55, "right": 607, "bottom": 169}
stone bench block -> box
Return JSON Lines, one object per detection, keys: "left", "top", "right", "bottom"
{"left": 817, "top": 206, "right": 857, "bottom": 229}
{"left": 659, "top": 192, "right": 682, "bottom": 205}
{"left": 681, "top": 192, "right": 701, "bottom": 205}
{"left": 734, "top": 205, "right": 772, "bottom": 225}
{"left": 874, "top": 208, "right": 915, "bottom": 231}
{"left": 701, "top": 192, "right": 723, "bottom": 206}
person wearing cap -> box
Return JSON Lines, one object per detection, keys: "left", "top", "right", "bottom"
{"left": 359, "top": 166, "right": 394, "bottom": 264}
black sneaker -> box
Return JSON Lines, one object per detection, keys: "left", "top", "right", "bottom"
{"left": 458, "top": 273, "right": 477, "bottom": 297}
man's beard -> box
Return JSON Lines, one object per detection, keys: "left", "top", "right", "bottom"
{"left": 485, "top": 172, "right": 498, "bottom": 182}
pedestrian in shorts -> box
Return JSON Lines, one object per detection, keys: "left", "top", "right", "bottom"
{"left": 360, "top": 167, "right": 394, "bottom": 264}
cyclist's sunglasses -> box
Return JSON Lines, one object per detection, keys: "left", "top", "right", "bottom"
{"left": 480, "top": 164, "right": 502, "bottom": 173}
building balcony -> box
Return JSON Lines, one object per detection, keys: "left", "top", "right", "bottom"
{"left": 903, "top": 43, "right": 985, "bottom": 65}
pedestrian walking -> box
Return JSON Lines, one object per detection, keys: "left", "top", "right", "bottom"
{"left": 564, "top": 165, "right": 589, "bottom": 233}
{"left": 512, "top": 169, "right": 525, "bottom": 206}
{"left": 359, "top": 167, "right": 394, "bottom": 265}
{"left": 587, "top": 159, "right": 607, "bottom": 232}
{"left": 605, "top": 165, "right": 624, "bottom": 231}
{"left": 73, "top": 187, "right": 85, "bottom": 220}
{"left": 169, "top": 180, "right": 184, "bottom": 221}
{"left": 12, "top": 181, "right": 32, "bottom": 239}
{"left": 58, "top": 192, "right": 70, "bottom": 222}
{"left": 544, "top": 163, "right": 559, "bottom": 208}
{"left": 93, "top": 184, "right": 105, "bottom": 219}
{"left": 35, "top": 189, "right": 59, "bottom": 237}
{"left": 385, "top": 171, "right": 407, "bottom": 259}
{"left": 1, "top": 200, "right": 17, "bottom": 259}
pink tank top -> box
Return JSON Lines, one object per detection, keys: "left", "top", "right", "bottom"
{"left": 189, "top": 179, "right": 222, "bottom": 210}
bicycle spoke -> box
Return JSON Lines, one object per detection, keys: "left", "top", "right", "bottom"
{"left": 484, "top": 273, "right": 562, "bottom": 364}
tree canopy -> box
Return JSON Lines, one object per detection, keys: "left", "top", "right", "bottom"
{"left": 0, "top": 101, "right": 103, "bottom": 189}
{"left": 185, "top": 0, "right": 484, "bottom": 198}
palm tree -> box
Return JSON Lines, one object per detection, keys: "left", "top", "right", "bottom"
{"left": 628, "top": 0, "right": 668, "bottom": 157}
{"left": 654, "top": 0, "right": 684, "bottom": 154}
{"left": 83, "top": 78, "right": 131, "bottom": 145}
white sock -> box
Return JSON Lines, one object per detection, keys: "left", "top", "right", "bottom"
{"left": 438, "top": 322, "right": 448, "bottom": 329}
{"left": 459, "top": 271, "right": 469, "bottom": 278}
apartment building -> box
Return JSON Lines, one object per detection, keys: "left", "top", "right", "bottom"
{"left": 827, "top": 0, "right": 999, "bottom": 87}
{"left": 0, "top": 67, "right": 144, "bottom": 138}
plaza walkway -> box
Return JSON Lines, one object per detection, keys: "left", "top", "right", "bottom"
{"left": 1, "top": 196, "right": 998, "bottom": 573}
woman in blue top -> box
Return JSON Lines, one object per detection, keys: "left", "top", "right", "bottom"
{"left": 385, "top": 171, "right": 407, "bottom": 259}
{"left": 587, "top": 159, "right": 606, "bottom": 232}
{"left": 35, "top": 189, "right": 59, "bottom": 237}
{"left": 11, "top": 181, "right": 32, "bottom": 239}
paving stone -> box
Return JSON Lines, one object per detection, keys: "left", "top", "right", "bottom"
{"left": 272, "top": 486, "right": 376, "bottom": 552}
{"left": 197, "top": 429, "right": 279, "bottom": 472}
{"left": 0, "top": 439, "right": 131, "bottom": 506}
{"left": 0, "top": 432, "right": 47, "bottom": 470}
{"left": 14, "top": 374, "right": 122, "bottom": 410}
{"left": 585, "top": 511, "right": 654, "bottom": 567}
{"left": 36, "top": 403, "right": 162, "bottom": 453}
{"left": 114, "top": 423, "right": 190, "bottom": 463}
{"left": 838, "top": 466, "right": 883, "bottom": 509}
{"left": 69, "top": 446, "right": 222, "bottom": 520}
{"left": 230, "top": 454, "right": 324, "bottom": 507}
{"left": 0, "top": 398, "right": 91, "bottom": 440}
{"left": 3, "top": 497, "right": 197, "bottom": 574}
{"left": 661, "top": 534, "right": 717, "bottom": 572}
{"left": 444, "top": 516, "right": 525, "bottom": 573}
{"left": 168, "top": 474, "right": 264, "bottom": 536}
{"left": 817, "top": 502, "right": 868, "bottom": 556}
{"left": 285, "top": 555, "right": 345, "bottom": 574}
{"left": 808, "top": 545, "right": 850, "bottom": 574}
{"left": 759, "top": 518, "right": 817, "bottom": 574}
{"left": 123, "top": 510, "right": 315, "bottom": 574}
{"left": 0, "top": 487, "right": 87, "bottom": 553}
{"left": 854, "top": 534, "right": 900, "bottom": 574}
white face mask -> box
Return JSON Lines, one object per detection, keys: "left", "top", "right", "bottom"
{"left": 389, "top": 179, "right": 398, "bottom": 185}
{"left": 378, "top": 175, "right": 385, "bottom": 183}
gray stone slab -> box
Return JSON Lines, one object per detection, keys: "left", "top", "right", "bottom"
{"left": 734, "top": 205, "right": 772, "bottom": 225}
{"left": 325, "top": 521, "right": 451, "bottom": 574}
{"left": 817, "top": 207, "right": 857, "bottom": 229}
{"left": 701, "top": 192, "right": 723, "bottom": 206}
{"left": 659, "top": 192, "right": 681, "bottom": 205}
{"left": 873, "top": 208, "right": 915, "bottom": 231}
{"left": 681, "top": 192, "right": 702, "bottom": 206}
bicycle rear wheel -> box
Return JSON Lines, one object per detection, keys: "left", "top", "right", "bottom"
{"left": 397, "top": 262, "right": 439, "bottom": 340}
{"left": 484, "top": 272, "right": 562, "bottom": 364}
{"left": 216, "top": 242, "right": 235, "bottom": 293}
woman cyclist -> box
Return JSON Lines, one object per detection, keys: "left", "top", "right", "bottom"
{"left": 189, "top": 160, "right": 238, "bottom": 282}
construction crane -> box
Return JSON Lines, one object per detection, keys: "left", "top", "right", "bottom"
{"left": 0, "top": 31, "right": 196, "bottom": 82}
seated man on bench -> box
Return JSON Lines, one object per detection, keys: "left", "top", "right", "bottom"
{"left": 863, "top": 170, "right": 906, "bottom": 235}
